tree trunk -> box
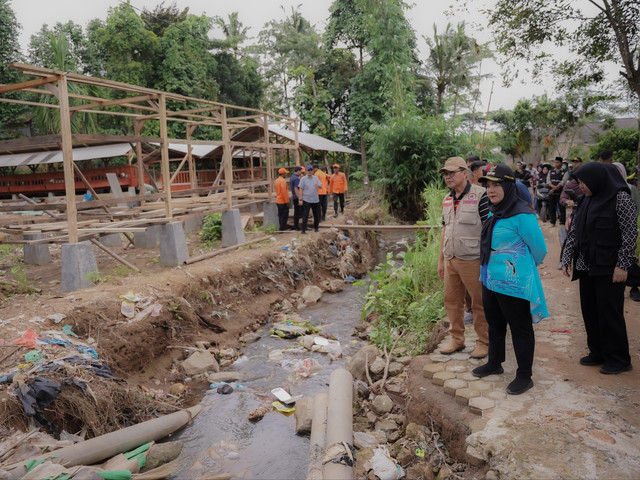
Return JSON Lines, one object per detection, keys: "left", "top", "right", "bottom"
{"left": 360, "top": 135, "right": 370, "bottom": 189}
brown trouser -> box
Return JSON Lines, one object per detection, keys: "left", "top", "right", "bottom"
{"left": 444, "top": 257, "right": 489, "bottom": 347}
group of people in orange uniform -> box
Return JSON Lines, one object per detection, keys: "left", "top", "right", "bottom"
{"left": 273, "top": 164, "right": 348, "bottom": 233}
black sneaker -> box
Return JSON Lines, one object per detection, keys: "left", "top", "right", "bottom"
{"left": 472, "top": 363, "right": 504, "bottom": 378}
{"left": 579, "top": 354, "right": 604, "bottom": 366}
{"left": 506, "top": 377, "right": 534, "bottom": 395}
{"left": 600, "top": 364, "right": 632, "bottom": 375}
{"left": 630, "top": 287, "right": 640, "bottom": 302}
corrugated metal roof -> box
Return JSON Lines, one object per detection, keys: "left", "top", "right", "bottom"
{"left": 0, "top": 143, "right": 132, "bottom": 168}
{"left": 269, "top": 126, "right": 360, "bottom": 154}
{"left": 150, "top": 142, "right": 219, "bottom": 157}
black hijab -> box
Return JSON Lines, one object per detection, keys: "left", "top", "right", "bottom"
{"left": 571, "top": 162, "right": 629, "bottom": 258}
{"left": 480, "top": 180, "right": 533, "bottom": 265}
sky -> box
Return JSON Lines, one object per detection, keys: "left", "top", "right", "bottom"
{"left": 10, "top": 0, "right": 558, "bottom": 112}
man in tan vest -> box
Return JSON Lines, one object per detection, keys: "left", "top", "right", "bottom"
{"left": 437, "top": 156, "right": 490, "bottom": 358}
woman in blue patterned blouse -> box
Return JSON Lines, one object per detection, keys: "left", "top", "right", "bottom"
{"left": 473, "top": 164, "right": 548, "bottom": 395}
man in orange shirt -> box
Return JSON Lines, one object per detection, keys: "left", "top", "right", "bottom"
{"left": 329, "top": 164, "right": 348, "bottom": 217}
{"left": 275, "top": 167, "right": 290, "bottom": 231}
{"left": 313, "top": 164, "right": 329, "bottom": 221}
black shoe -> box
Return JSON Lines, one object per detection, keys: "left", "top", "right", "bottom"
{"left": 314, "top": 228, "right": 319, "bottom": 232}
{"left": 579, "top": 354, "right": 604, "bottom": 366}
{"left": 630, "top": 287, "right": 640, "bottom": 302}
{"left": 333, "top": 213, "right": 338, "bottom": 218}
{"left": 302, "top": 231, "right": 307, "bottom": 235}
{"left": 472, "top": 363, "right": 504, "bottom": 378}
{"left": 506, "top": 377, "right": 534, "bottom": 395}
{"left": 600, "top": 364, "right": 632, "bottom": 375}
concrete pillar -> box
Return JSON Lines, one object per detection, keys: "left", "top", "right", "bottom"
{"left": 263, "top": 202, "right": 279, "bottom": 229}
{"left": 221, "top": 209, "right": 245, "bottom": 247}
{"left": 11, "top": 194, "right": 18, "bottom": 200}
{"left": 183, "top": 215, "right": 204, "bottom": 234}
{"left": 250, "top": 203, "right": 259, "bottom": 214}
{"left": 324, "top": 369, "right": 354, "bottom": 480}
{"left": 134, "top": 225, "right": 161, "bottom": 248}
{"left": 61, "top": 241, "right": 98, "bottom": 293}
{"left": 159, "top": 221, "right": 189, "bottom": 266}
{"left": 23, "top": 233, "right": 51, "bottom": 265}
{"left": 47, "top": 192, "right": 55, "bottom": 199}
{"left": 98, "top": 233, "right": 121, "bottom": 247}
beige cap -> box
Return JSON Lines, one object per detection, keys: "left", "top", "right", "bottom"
{"left": 438, "top": 156, "right": 468, "bottom": 173}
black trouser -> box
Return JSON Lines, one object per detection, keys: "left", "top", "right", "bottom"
{"left": 578, "top": 274, "right": 631, "bottom": 369}
{"left": 482, "top": 286, "right": 535, "bottom": 380}
{"left": 301, "top": 201, "right": 321, "bottom": 232}
{"left": 277, "top": 203, "right": 289, "bottom": 231}
{"left": 548, "top": 194, "right": 566, "bottom": 225}
{"left": 333, "top": 193, "right": 345, "bottom": 214}
{"left": 318, "top": 194, "right": 328, "bottom": 220}
{"left": 292, "top": 199, "right": 303, "bottom": 230}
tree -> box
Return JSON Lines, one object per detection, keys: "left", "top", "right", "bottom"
{"left": 423, "top": 22, "right": 489, "bottom": 117}
{"left": 93, "top": 3, "right": 158, "bottom": 86}
{"left": 213, "top": 12, "right": 249, "bottom": 55}
{"left": 590, "top": 126, "right": 640, "bottom": 171}
{"left": 140, "top": 1, "right": 188, "bottom": 37}
{"left": 0, "top": 0, "right": 26, "bottom": 139}
{"left": 484, "top": 0, "right": 640, "bottom": 163}
{"left": 491, "top": 100, "right": 536, "bottom": 161}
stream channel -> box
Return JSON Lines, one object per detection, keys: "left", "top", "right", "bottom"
{"left": 174, "top": 238, "right": 409, "bottom": 479}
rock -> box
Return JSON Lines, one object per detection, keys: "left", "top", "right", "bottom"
{"left": 206, "top": 372, "right": 246, "bottom": 383}
{"left": 248, "top": 405, "right": 271, "bottom": 422}
{"left": 406, "top": 464, "right": 430, "bottom": 480}
{"left": 181, "top": 350, "right": 219, "bottom": 375}
{"left": 354, "top": 431, "right": 379, "bottom": 449}
{"left": 405, "top": 423, "right": 425, "bottom": 442}
{"left": 355, "top": 380, "right": 369, "bottom": 397}
{"left": 396, "top": 446, "right": 414, "bottom": 467}
{"left": 281, "top": 299, "right": 294, "bottom": 312}
{"left": 301, "top": 285, "right": 323, "bottom": 303}
{"left": 345, "top": 345, "right": 379, "bottom": 380}
{"left": 353, "top": 416, "right": 370, "bottom": 432}
{"left": 589, "top": 430, "right": 616, "bottom": 444}
{"left": 219, "top": 358, "right": 234, "bottom": 368}
{"left": 294, "top": 398, "right": 314, "bottom": 435}
{"left": 297, "top": 301, "right": 306, "bottom": 310}
{"left": 217, "top": 384, "right": 233, "bottom": 394}
{"left": 219, "top": 348, "right": 235, "bottom": 358}
{"left": 387, "top": 413, "right": 404, "bottom": 424}
{"left": 169, "top": 383, "right": 186, "bottom": 395}
{"left": 143, "top": 442, "right": 184, "bottom": 471}
{"left": 484, "top": 470, "right": 499, "bottom": 480}
{"left": 240, "top": 331, "right": 260, "bottom": 343}
{"left": 372, "top": 394, "right": 394, "bottom": 414}
{"left": 370, "top": 357, "right": 386, "bottom": 375}
{"left": 299, "top": 335, "right": 316, "bottom": 349}
{"left": 355, "top": 447, "right": 375, "bottom": 479}
{"left": 436, "top": 465, "right": 454, "bottom": 480}
{"left": 394, "top": 356, "right": 412, "bottom": 366}
{"left": 387, "top": 430, "right": 400, "bottom": 442}
{"left": 375, "top": 418, "right": 398, "bottom": 433}
{"left": 366, "top": 411, "right": 378, "bottom": 424}
{"left": 387, "top": 362, "right": 404, "bottom": 377}
{"left": 568, "top": 418, "right": 589, "bottom": 434}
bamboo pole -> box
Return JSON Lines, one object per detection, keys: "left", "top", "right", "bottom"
{"left": 135, "top": 119, "right": 146, "bottom": 204}
{"left": 263, "top": 113, "right": 273, "bottom": 201}
{"left": 221, "top": 106, "right": 233, "bottom": 210}
{"left": 158, "top": 94, "right": 172, "bottom": 218}
{"left": 57, "top": 75, "right": 78, "bottom": 244}
{"left": 480, "top": 81, "right": 495, "bottom": 161}
{"left": 187, "top": 124, "right": 197, "bottom": 190}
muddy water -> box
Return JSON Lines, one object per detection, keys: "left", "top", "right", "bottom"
{"left": 174, "top": 284, "right": 368, "bottom": 479}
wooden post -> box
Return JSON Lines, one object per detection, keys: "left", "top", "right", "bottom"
{"left": 480, "top": 81, "right": 494, "bottom": 161}
{"left": 134, "top": 119, "right": 146, "bottom": 204}
{"left": 293, "top": 120, "right": 301, "bottom": 167}
{"left": 221, "top": 106, "right": 233, "bottom": 209}
{"left": 159, "top": 94, "right": 172, "bottom": 218}
{"left": 57, "top": 75, "right": 78, "bottom": 243}
{"left": 263, "top": 114, "right": 273, "bottom": 200}
{"left": 187, "top": 123, "right": 197, "bottom": 191}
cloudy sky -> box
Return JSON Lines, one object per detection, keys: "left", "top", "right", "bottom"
{"left": 10, "top": 0, "right": 557, "bottom": 111}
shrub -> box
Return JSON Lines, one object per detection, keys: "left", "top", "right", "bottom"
{"left": 200, "top": 213, "right": 223, "bottom": 244}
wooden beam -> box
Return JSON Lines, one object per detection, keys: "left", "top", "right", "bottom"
{"left": 57, "top": 75, "right": 78, "bottom": 243}
{"left": 0, "top": 75, "right": 60, "bottom": 94}
{"left": 158, "top": 94, "right": 172, "bottom": 218}
{"left": 221, "top": 106, "right": 233, "bottom": 209}
{"left": 69, "top": 93, "right": 157, "bottom": 112}
{"left": 0, "top": 97, "right": 59, "bottom": 109}
{"left": 90, "top": 238, "right": 140, "bottom": 272}
{"left": 185, "top": 236, "right": 271, "bottom": 264}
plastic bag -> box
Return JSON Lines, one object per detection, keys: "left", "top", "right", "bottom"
{"left": 13, "top": 329, "right": 38, "bottom": 347}
{"left": 292, "top": 358, "right": 322, "bottom": 378}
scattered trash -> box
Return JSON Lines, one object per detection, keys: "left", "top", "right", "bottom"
{"left": 271, "top": 387, "right": 302, "bottom": 405}
{"left": 24, "top": 350, "right": 43, "bottom": 363}
{"left": 248, "top": 405, "right": 271, "bottom": 422}
{"left": 346, "top": 276, "right": 355, "bottom": 283}
{"left": 291, "top": 358, "right": 323, "bottom": 379}
{"left": 270, "top": 315, "right": 321, "bottom": 338}
{"left": 12, "top": 329, "right": 38, "bottom": 347}
{"left": 268, "top": 350, "right": 284, "bottom": 362}
{"left": 271, "top": 401, "right": 295, "bottom": 414}
{"left": 121, "top": 300, "right": 136, "bottom": 319}
{"left": 370, "top": 445, "right": 403, "bottom": 480}
{"left": 415, "top": 449, "right": 425, "bottom": 458}
{"left": 61, "top": 325, "right": 78, "bottom": 338}
{"left": 313, "top": 337, "right": 329, "bottom": 346}
{"left": 28, "top": 316, "right": 46, "bottom": 324}
{"left": 323, "top": 441, "right": 356, "bottom": 467}
{"left": 46, "top": 313, "right": 66, "bottom": 324}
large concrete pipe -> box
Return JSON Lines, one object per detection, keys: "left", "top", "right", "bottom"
{"left": 307, "top": 392, "right": 329, "bottom": 480}
{"left": 323, "top": 368, "right": 354, "bottom": 480}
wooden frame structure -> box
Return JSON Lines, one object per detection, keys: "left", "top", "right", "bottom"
{"left": 0, "top": 63, "right": 301, "bottom": 246}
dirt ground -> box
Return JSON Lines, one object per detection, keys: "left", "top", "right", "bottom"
{"left": 406, "top": 218, "right": 640, "bottom": 479}
{"left": 0, "top": 215, "right": 378, "bottom": 437}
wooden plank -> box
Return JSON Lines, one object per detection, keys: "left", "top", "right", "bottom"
{"left": 57, "top": 75, "right": 78, "bottom": 243}
{"left": 158, "top": 95, "right": 172, "bottom": 218}
{"left": 90, "top": 238, "right": 140, "bottom": 273}
{"left": 185, "top": 235, "right": 271, "bottom": 265}
{"left": 0, "top": 75, "right": 60, "bottom": 94}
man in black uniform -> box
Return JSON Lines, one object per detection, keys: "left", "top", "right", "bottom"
{"left": 547, "top": 157, "right": 566, "bottom": 227}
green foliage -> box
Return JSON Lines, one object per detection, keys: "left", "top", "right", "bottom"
{"left": 367, "top": 114, "right": 462, "bottom": 220}
{"left": 0, "top": 0, "right": 27, "bottom": 139}
{"left": 589, "top": 126, "right": 640, "bottom": 171}
{"left": 362, "top": 232, "right": 445, "bottom": 355}
{"left": 200, "top": 213, "right": 223, "bottom": 244}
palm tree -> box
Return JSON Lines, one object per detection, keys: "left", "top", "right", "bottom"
{"left": 213, "top": 12, "right": 249, "bottom": 56}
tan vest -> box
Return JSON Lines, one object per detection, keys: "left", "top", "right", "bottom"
{"left": 442, "top": 183, "right": 485, "bottom": 261}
